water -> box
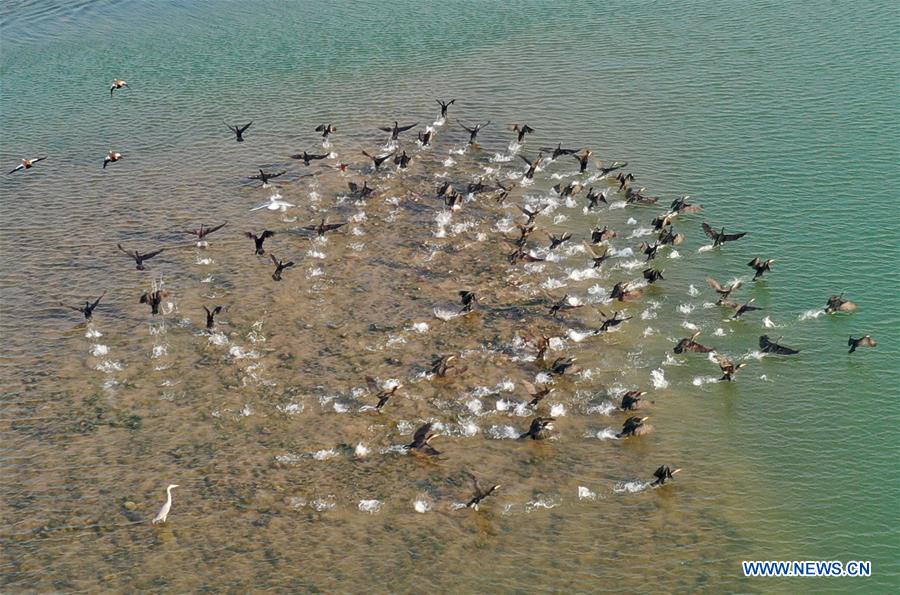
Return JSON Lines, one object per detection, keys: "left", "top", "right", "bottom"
{"left": 2, "top": 1, "right": 898, "bottom": 591}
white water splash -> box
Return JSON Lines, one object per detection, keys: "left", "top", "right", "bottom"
{"left": 578, "top": 486, "right": 598, "bottom": 501}
{"left": 651, "top": 368, "right": 669, "bottom": 389}
{"left": 358, "top": 499, "right": 382, "bottom": 514}
{"left": 614, "top": 481, "right": 650, "bottom": 494}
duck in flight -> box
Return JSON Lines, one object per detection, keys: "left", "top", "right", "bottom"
{"left": 458, "top": 120, "right": 490, "bottom": 144}
{"left": 407, "top": 422, "right": 441, "bottom": 457}
{"left": 847, "top": 335, "right": 876, "bottom": 353}
{"left": 519, "top": 153, "right": 544, "bottom": 179}
{"left": 182, "top": 222, "right": 227, "bottom": 241}
{"left": 519, "top": 416, "right": 555, "bottom": 440}
{"left": 435, "top": 98, "right": 456, "bottom": 118}
{"left": 521, "top": 379, "right": 554, "bottom": 408}
{"left": 365, "top": 376, "right": 401, "bottom": 410}
{"left": 269, "top": 255, "right": 294, "bottom": 281}
{"left": 248, "top": 169, "right": 285, "bottom": 186}
{"left": 706, "top": 277, "right": 742, "bottom": 302}
{"left": 361, "top": 150, "right": 395, "bottom": 171}
{"left": 224, "top": 120, "right": 252, "bottom": 142}
{"left": 103, "top": 150, "right": 124, "bottom": 169}
{"left": 702, "top": 222, "right": 747, "bottom": 247}
{"left": 245, "top": 230, "right": 275, "bottom": 255}
{"left": 291, "top": 151, "right": 329, "bottom": 165}
{"left": 759, "top": 335, "right": 799, "bottom": 355}
{"left": 315, "top": 123, "right": 336, "bottom": 138}
{"left": 650, "top": 465, "right": 681, "bottom": 487}
{"left": 510, "top": 123, "right": 535, "bottom": 142}
{"left": 379, "top": 121, "right": 418, "bottom": 140}
{"left": 617, "top": 416, "right": 651, "bottom": 438}
{"left": 109, "top": 79, "right": 128, "bottom": 96}
{"left": 301, "top": 218, "right": 346, "bottom": 237}
{"left": 117, "top": 244, "right": 164, "bottom": 271}
{"left": 585, "top": 187, "right": 608, "bottom": 210}
{"left": 465, "top": 474, "right": 500, "bottom": 511}
{"left": 139, "top": 289, "right": 168, "bottom": 315}
{"left": 715, "top": 355, "right": 747, "bottom": 381}
{"left": 540, "top": 143, "right": 580, "bottom": 160}
{"left": 674, "top": 331, "right": 713, "bottom": 354}
{"left": 747, "top": 257, "right": 775, "bottom": 280}
{"left": 573, "top": 149, "right": 592, "bottom": 173}
{"left": 203, "top": 305, "right": 223, "bottom": 330}
{"left": 60, "top": 291, "right": 106, "bottom": 321}
{"left": 583, "top": 242, "right": 611, "bottom": 268}
{"left": 8, "top": 156, "right": 47, "bottom": 174}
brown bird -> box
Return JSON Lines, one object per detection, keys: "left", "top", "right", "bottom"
{"left": 365, "top": 376, "right": 401, "bottom": 410}
{"left": 670, "top": 195, "right": 702, "bottom": 213}
{"left": 573, "top": 149, "right": 593, "bottom": 173}
{"left": 715, "top": 355, "right": 747, "bottom": 381}
{"left": 510, "top": 123, "right": 535, "bottom": 142}
{"left": 725, "top": 298, "right": 762, "bottom": 320}
{"left": 465, "top": 474, "right": 501, "bottom": 510}
{"left": 825, "top": 293, "right": 858, "bottom": 313}
{"left": 584, "top": 242, "right": 611, "bottom": 268}
{"left": 616, "top": 172, "right": 635, "bottom": 191}
{"left": 103, "top": 150, "right": 124, "bottom": 169}
{"left": 521, "top": 380, "right": 555, "bottom": 408}
{"left": 109, "top": 79, "right": 128, "bottom": 96}
{"left": 591, "top": 226, "right": 617, "bottom": 243}
{"left": 8, "top": 156, "right": 47, "bottom": 174}
{"left": 847, "top": 335, "right": 876, "bottom": 353}
{"left": 519, "top": 153, "right": 544, "bottom": 179}
{"left": 431, "top": 355, "right": 466, "bottom": 377}
{"left": 706, "top": 277, "right": 742, "bottom": 301}
{"left": 617, "top": 416, "right": 651, "bottom": 438}
{"left": 674, "top": 331, "right": 713, "bottom": 354}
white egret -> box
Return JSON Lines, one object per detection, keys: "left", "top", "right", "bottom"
{"left": 152, "top": 484, "right": 179, "bottom": 524}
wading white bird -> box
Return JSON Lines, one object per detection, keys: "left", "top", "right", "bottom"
{"left": 152, "top": 484, "right": 179, "bottom": 524}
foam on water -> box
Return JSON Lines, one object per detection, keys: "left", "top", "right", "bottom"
{"left": 358, "top": 499, "right": 382, "bottom": 514}
{"left": 578, "top": 486, "right": 598, "bottom": 501}
{"left": 89, "top": 344, "right": 109, "bottom": 357}
{"left": 614, "top": 481, "right": 650, "bottom": 494}
{"left": 651, "top": 368, "right": 669, "bottom": 389}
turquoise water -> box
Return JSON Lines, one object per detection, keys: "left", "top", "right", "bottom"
{"left": 2, "top": 1, "right": 898, "bottom": 591}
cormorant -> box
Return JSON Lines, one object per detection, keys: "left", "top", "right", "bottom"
{"left": 759, "top": 335, "right": 799, "bottom": 355}
{"left": 521, "top": 380, "right": 554, "bottom": 407}
{"left": 203, "top": 305, "right": 223, "bottom": 330}
{"left": 549, "top": 356, "right": 577, "bottom": 375}
{"left": 348, "top": 181, "right": 375, "bottom": 199}
{"left": 435, "top": 99, "right": 456, "bottom": 118}
{"left": 291, "top": 151, "right": 329, "bottom": 165}
{"left": 248, "top": 169, "right": 285, "bottom": 185}
{"left": 519, "top": 153, "right": 544, "bottom": 179}
{"left": 620, "top": 390, "right": 647, "bottom": 411}
{"left": 301, "top": 219, "right": 346, "bottom": 236}
{"left": 585, "top": 187, "right": 608, "bottom": 210}
{"left": 417, "top": 129, "right": 433, "bottom": 146}
{"left": 431, "top": 355, "right": 465, "bottom": 377}
{"left": 825, "top": 293, "right": 858, "bottom": 313}
{"left": 597, "top": 161, "right": 627, "bottom": 177}
{"left": 139, "top": 289, "right": 167, "bottom": 315}
{"left": 407, "top": 422, "right": 440, "bottom": 456}
{"left": 715, "top": 355, "right": 747, "bottom": 381}
{"left": 379, "top": 120, "right": 418, "bottom": 140}
{"left": 747, "top": 257, "right": 775, "bottom": 280}
{"left": 245, "top": 230, "right": 275, "bottom": 255}
{"left": 361, "top": 149, "right": 395, "bottom": 171}
{"left": 674, "top": 331, "right": 713, "bottom": 354}
{"left": 110, "top": 79, "right": 129, "bottom": 96}
{"left": 539, "top": 143, "right": 580, "bottom": 159}
{"left": 465, "top": 474, "right": 500, "bottom": 510}
{"left": 459, "top": 290, "right": 478, "bottom": 313}
{"left": 224, "top": 120, "right": 252, "bottom": 142}
{"left": 706, "top": 276, "right": 742, "bottom": 301}
{"left": 510, "top": 123, "right": 535, "bottom": 142}
{"left": 458, "top": 120, "right": 490, "bottom": 144}
{"left": 60, "top": 291, "right": 106, "bottom": 320}
{"left": 584, "top": 242, "right": 611, "bottom": 268}
{"left": 643, "top": 268, "right": 665, "bottom": 283}
{"left": 365, "top": 376, "right": 401, "bottom": 410}
{"left": 546, "top": 231, "right": 572, "bottom": 250}
{"left": 182, "top": 222, "right": 227, "bottom": 241}
{"left": 519, "top": 416, "right": 555, "bottom": 440}
{"left": 702, "top": 222, "right": 746, "bottom": 247}
{"left": 518, "top": 204, "right": 546, "bottom": 224}
{"left": 617, "top": 416, "right": 651, "bottom": 438}
{"left": 270, "top": 255, "right": 294, "bottom": 281}
{"left": 573, "top": 149, "right": 592, "bottom": 173}
{"left": 103, "top": 150, "right": 124, "bottom": 168}
{"left": 649, "top": 465, "right": 681, "bottom": 487}
{"left": 315, "top": 123, "right": 337, "bottom": 138}
{"left": 591, "top": 226, "right": 617, "bottom": 243}
{"left": 847, "top": 335, "right": 876, "bottom": 353}
{"left": 117, "top": 244, "right": 164, "bottom": 271}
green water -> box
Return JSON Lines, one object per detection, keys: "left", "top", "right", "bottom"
{"left": 2, "top": 0, "right": 898, "bottom": 591}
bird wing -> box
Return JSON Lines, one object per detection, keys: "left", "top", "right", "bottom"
{"left": 60, "top": 303, "right": 83, "bottom": 312}
{"left": 701, "top": 222, "right": 718, "bottom": 239}
{"left": 714, "top": 354, "right": 732, "bottom": 369}
{"left": 33, "top": 157, "right": 47, "bottom": 164}
{"left": 861, "top": 336, "right": 877, "bottom": 347}
{"left": 723, "top": 232, "right": 747, "bottom": 241}
{"left": 315, "top": 124, "right": 326, "bottom": 132}
{"left": 245, "top": 232, "right": 256, "bottom": 239}
{"left": 322, "top": 223, "right": 346, "bottom": 232}
{"left": 7, "top": 164, "right": 24, "bottom": 174}
{"left": 270, "top": 254, "right": 279, "bottom": 266}
{"left": 261, "top": 230, "right": 275, "bottom": 239}
{"left": 518, "top": 154, "right": 533, "bottom": 166}
{"left": 206, "top": 222, "right": 227, "bottom": 234}
{"left": 237, "top": 122, "right": 253, "bottom": 133}
{"left": 687, "top": 341, "right": 713, "bottom": 353}
{"left": 90, "top": 291, "right": 106, "bottom": 309}
{"left": 142, "top": 248, "right": 165, "bottom": 260}
{"left": 283, "top": 261, "right": 295, "bottom": 268}
{"left": 224, "top": 120, "right": 236, "bottom": 132}
{"left": 117, "top": 244, "right": 135, "bottom": 258}
{"left": 397, "top": 122, "right": 418, "bottom": 132}
{"left": 705, "top": 276, "right": 725, "bottom": 292}
{"left": 377, "top": 127, "right": 392, "bottom": 133}
{"left": 308, "top": 153, "right": 329, "bottom": 160}
{"left": 365, "top": 376, "right": 379, "bottom": 393}
{"left": 748, "top": 257, "right": 761, "bottom": 268}
{"left": 412, "top": 423, "right": 433, "bottom": 444}
{"left": 457, "top": 120, "right": 475, "bottom": 132}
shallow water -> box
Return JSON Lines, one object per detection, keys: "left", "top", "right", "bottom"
{"left": 1, "top": 1, "right": 898, "bottom": 592}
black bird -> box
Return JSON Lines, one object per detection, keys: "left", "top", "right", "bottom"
{"left": 511, "top": 223, "right": 535, "bottom": 248}
{"left": 715, "top": 355, "right": 747, "bottom": 381}
{"left": 549, "top": 356, "right": 577, "bottom": 375}
{"left": 60, "top": 291, "right": 106, "bottom": 320}
{"left": 727, "top": 298, "right": 762, "bottom": 320}
{"left": 465, "top": 474, "right": 500, "bottom": 510}
{"left": 521, "top": 380, "right": 555, "bottom": 407}
{"left": 407, "top": 422, "right": 440, "bottom": 456}
{"left": 540, "top": 143, "right": 580, "bottom": 160}
{"left": 348, "top": 181, "right": 375, "bottom": 199}
{"left": 270, "top": 254, "right": 294, "bottom": 281}
{"left": 519, "top": 153, "right": 544, "bottom": 179}
{"left": 8, "top": 156, "right": 47, "bottom": 174}
{"left": 617, "top": 416, "right": 651, "bottom": 438}
{"left": 519, "top": 416, "right": 555, "bottom": 440}
{"left": 597, "top": 161, "right": 627, "bottom": 177}
{"left": 431, "top": 354, "right": 466, "bottom": 377}
{"left": 139, "top": 289, "right": 167, "bottom": 315}
{"left": 290, "top": 151, "right": 329, "bottom": 166}
{"left": 598, "top": 310, "right": 632, "bottom": 332}
{"left": 702, "top": 222, "right": 747, "bottom": 247}
{"left": 301, "top": 218, "right": 347, "bottom": 236}
{"left": 553, "top": 181, "right": 582, "bottom": 198}
{"left": 651, "top": 213, "right": 676, "bottom": 231}
{"left": 379, "top": 120, "right": 418, "bottom": 140}
{"left": 609, "top": 281, "right": 640, "bottom": 302}
{"left": 674, "top": 331, "right": 713, "bottom": 354}
{"left": 203, "top": 305, "right": 223, "bottom": 330}
{"left": 643, "top": 268, "right": 665, "bottom": 284}
{"left": 458, "top": 120, "right": 490, "bottom": 144}
{"left": 670, "top": 195, "right": 703, "bottom": 214}
{"left": 616, "top": 172, "right": 635, "bottom": 191}
{"left": 706, "top": 277, "right": 742, "bottom": 302}
{"left": 248, "top": 169, "right": 285, "bottom": 185}
{"left": 639, "top": 242, "right": 660, "bottom": 261}
{"left": 591, "top": 226, "right": 617, "bottom": 243}
{"left": 518, "top": 204, "right": 546, "bottom": 225}
{"left": 547, "top": 294, "right": 581, "bottom": 318}
{"left": 847, "top": 335, "right": 876, "bottom": 353}
{"left": 224, "top": 120, "right": 252, "bottom": 142}
{"left": 747, "top": 257, "right": 776, "bottom": 280}
{"left": 620, "top": 390, "right": 647, "bottom": 411}
{"left": 507, "top": 245, "right": 545, "bottom": 264}
{"left": 182, "top": 222, "right": 227, "bottom": 241}
{"left": 394, "top": 151, "right": 411, "bottom": 169}
{"left": 585, "top": 187, "right": 608, "bottom": 210}
{"left": 459, "top": 290, "right": 478, "bottom": 313}
{"left": 528, "top": 335, "right": 552, "bottom": 362}
{"left": 657, "top": 227, "right": 685, "bottom": 246}
{"left": 361, "top": 150, "right": 395, "bottom": 171}
{"left": 365, "top": 376, "right": 401, "bottom": 410}
{"left": 584, "top": 242, "right": 611, "bottom": 268}
{"left": 117, "top": 244, "right": 164, "bottom": 271}
{"left": 435, "top": 98, "right": 456, "bottom": 118}
{"left": 759, "top": 335, "right": 800, "bottom": 355}
{"left": 441, "top": 185, "right": 464, "bottom": 208}
{"left": 650, "top": 465, "right": 681, "bottom": 487}
{"left": 573, "top": 149, "right": 592, "bottom": 173}
{"left": 546, "top": 231, "right": 572, "bottom": 250}
{"left": 625, "top": 186, "right": 658, "bottom": 204}
{"left": 315, "top": 123, "right": 336, "bottom": 138}
{"left": 417, "top": 129, "right": 433, "bottom": 146}
{"left": 245, "top": 230, "right": 275, "bottom": 255}
{"left": 825, "top": 292, "right": 858, "bottom": 313}
{"left": 510, "top": 123, "right": 535, "bottom": 142}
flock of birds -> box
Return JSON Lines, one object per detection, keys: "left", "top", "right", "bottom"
{"left": 9, "top": 81, "right": 878, "bottom": 524}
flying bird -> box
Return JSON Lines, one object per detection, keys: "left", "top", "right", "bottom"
{"left": 510, "top": 123, "right": 535, "bottom": 142}
{"left": 674, "top": 331, "right": 713, "bottom": 354}
{"left": 702, "top": 222, "right": 746, "bottom": 247}
{"left": 182, "top": 222, "right": 227, "bottom": 241}
{"left": 117, "top": 244, "right": 164, "bottom": 271}
{"left": 715, "top": 355, "right": 747, "bottom": 381}
{"left": 314, "top": 123, "right": 337, "bottom": 138}
{"left": 465, "top": 474, "right": 500, "bottom": 510}
{"left": 103, "top": 150, "right": 124, "bottom": 169}
{"left": 8, "top": 156, "right": 47, "bottom": 174}
{"left": 361, "top": 150, "right": 395, "bottom": 171}
{"left": 435, "top": 99, "right": 456, "bottom": 118}
{"left": 301, "top": 218, "right": 346, "bottom": 237}
{"left": 649, "top": 466, "right": 680, "bottom": 487}
{"left": 224, "top": 120, "right": 252, "bottom": 142}
{"left": 290, "top": 151, "right": 329, "bottom": 165}
{"left": 617, "top": 416, "right": 651, "bottom": 438}
{"left": 584, "top": 242, "right": 611, "bottom": 268}
{"left": 519, "top": 416, "right": 555, "bottom": 440}
{"left": 60, "top": 291, "right": 106, "bottom": 320}
{"left": 203, "top": 306, "right": 223, "bottom": 330}
{"left": 458, "top": 120, "right": 490, "bottom": 144}
{"left": 540, "top": 143, "right": 580, "bottom": 160}
{"left": 270, "top": 255, "right": 294, "bottom": 281}
{"left": 747, "top": 257, "right": 775, "bottom": 280}
{"left": 407, "top": 422, "right": 441, "bottom": 456}
{"left": 759, "top": 335, "right": 800, "bottom": 355}
{"left": 847, "top": 335, "right": 876, "bottom": 353}
{"left": 519, "top": 153, "right": 544, "bottom": 179}
{"left": 109, "top": 79, "right": 128, "bottom": 96}
{"left": 706, "top": 277, "right": 742, "bottom": 302}
{"left": 139, "top": 289, "right": 168, "bottom": 315}
{"left": 248, "top": 169, "right": 285, "bottom": 185}
{"left": 245, "top": 230, "right": 275, "bottom": 255}
{"left": 379, "top": 121, "right": 418, "bottom": 140}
